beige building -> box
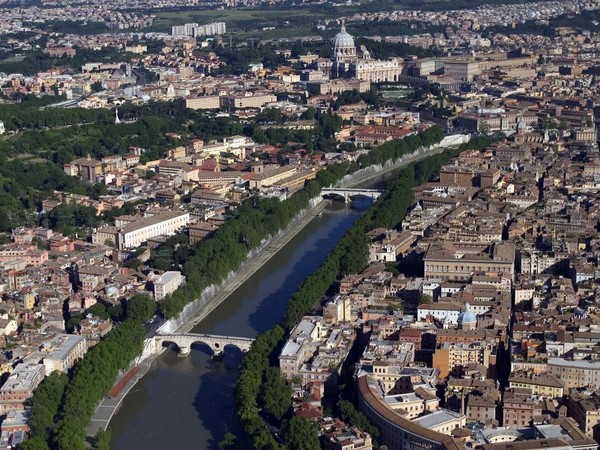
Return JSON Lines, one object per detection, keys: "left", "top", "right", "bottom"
{"left": 154, "top": 271, "right": 185, "bottom": 300}
{"left": 42, "top": 334, "right": 87, "bottom": 374}
{"left": 0, "top": 246, "right": 48, "bottom": 267}
{"left": 433, "top": 341, "right": 496, "bottom": 379}
{"left": 64, "top": 155, "right": 103, "bottom": 182}
{"left": 221, "top": 93, "right": 277, "bottom": 109}
{"left": 547, "top": 358, "right": 600, "bottom": 390}
{"left": 357, "top": 376, "right": 463, "bottom": 450}
{"left": 248, "top": 166, "right": 297, "bottom": 189}
{"left": 93, "top": 211, "right": 189, "bottom": 250}
{"left": 185, "top": 95, "right": 221, "bottom": 110}
{"left": 508, "top": 372, "right": 564, "bottom": 398}
{"left": 0, "top": 363, "right": 45, "bottom": 414}
{"left": 323, "top": 295, "right": 352, "bottom": 325}
{"left": 569, "top": 392, "right": 600, "bottom": 442}
{"left": 424, "top": 242, "right": 515, "bottom": 281}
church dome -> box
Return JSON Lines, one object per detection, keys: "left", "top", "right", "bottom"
{"left": 458, "top": 302, "right": 477, "bottom": 325}
{"left": 332, "top": 23, "right": 356, "bottom": 57}
{"left": 458, "top": 310, "right": 477, "bottom": 324}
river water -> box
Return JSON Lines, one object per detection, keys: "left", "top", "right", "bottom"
{"left": 109, "top": 198, "right": 373, "bottom": 450}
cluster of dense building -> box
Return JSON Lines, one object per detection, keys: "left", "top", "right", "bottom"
{"left": 2, "top": 0, "right": 600, "bottom": 448}
{"left": 278, "top": 122, "right": 600, "bottom": 449}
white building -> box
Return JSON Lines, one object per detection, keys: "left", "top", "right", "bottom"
{"left": 154, "top": 271, "right": 185, "bottom": 300}
{"left": 417, "top": 302, "right": 461, "bottom": 325}
{"left": 313, "top": 23, "right": 403, "bottom": 83}
{"left": 93, "top": 211, "right": 189, "bottom": 250}
{"left": 41, "top": 334, "right": 87, "bottom": 374}
{"left": 171, "top": 21, "right": 226, "bottom": 37}
{"left": 0, "top": 363, "right": 45, "bottom": 414}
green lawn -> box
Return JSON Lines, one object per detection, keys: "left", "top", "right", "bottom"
{"left": 151, "top": 8, "right": 321, "bottom": 33}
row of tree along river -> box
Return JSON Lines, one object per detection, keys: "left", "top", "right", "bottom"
{"left": 110, "top": 134, "right": 487, "bottom": 450}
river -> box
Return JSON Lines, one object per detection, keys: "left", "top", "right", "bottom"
{"left": 109, "top": 198, "right": 373, "bottom": 450}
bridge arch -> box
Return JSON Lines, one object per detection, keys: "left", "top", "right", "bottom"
{"left": 321, "top": 188, "right": 382, "bottom": 204}
{"left": 155, "top": 333, "right": 254, "bottom": 358}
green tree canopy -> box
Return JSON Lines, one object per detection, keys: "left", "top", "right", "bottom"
{"left": 260, "top": 367, "right": 291, "bottom": 423}
{"left": 126, "top": 293, "right": 156, "bottom": 323}
{"left": 282, "top": 416, "right": 320, "bottom": 450}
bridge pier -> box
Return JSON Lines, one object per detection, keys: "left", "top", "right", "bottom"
{"left": 177, "top": 345, "right": 191, "bottom": 357}
{"left": 156, "top": 333, "right": 255, "bottom": 359}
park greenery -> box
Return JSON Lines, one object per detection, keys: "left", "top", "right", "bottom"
{"left": 0, "top": 47, "right": 130, "bottom": 76}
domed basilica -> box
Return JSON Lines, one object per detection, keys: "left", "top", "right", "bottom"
{"left": 313, "top": 23, "right": 404, "bottom": 83}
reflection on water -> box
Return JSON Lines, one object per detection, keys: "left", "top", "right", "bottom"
{"left": 110, "top": 199, "right": 370, "bottom": 450}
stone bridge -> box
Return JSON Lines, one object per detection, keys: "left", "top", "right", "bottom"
{"left": 321, "top": 187, "right": 382, "bottom": 203}
{"left": 155, "top": 333, "right": 254, "bottom": 357}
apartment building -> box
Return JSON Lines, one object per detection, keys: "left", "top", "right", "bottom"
{"left": 508, "top": 372, "right": 564, "bottom": 398}
{"left": 432, "top": 341, "right": 496, "bottom": 379}
{"left": 154, "top": 271, "right": 185, "bottom": 300}
{"left": 221, "top": 92, "right": 277, "bottom": 110}
{"left": 64, "top": 156, "right": 103, "bottom": 182}
{"left": 41, "top": 334, "right": 87, "bottom": 374}
{"left": 424, "top": 242, "right": 515, "bottom": 281}
{"left": 185, "top": 95, "right": 221, "bottom": 110}
{"left": 502, "top": 388, "right": 541, "bottom": 427}
{"left": 0, "top": 364, "right": 45, "bottom": 414}
{"left": 279, "top": 316, "right": 355, "bottom": 388}
{"left": 0, "top": 246, "right": 48, "bottom": 267}
{"left": 93, "top": 211, "right": 189, "bottom": 250}
{"left": 569, "top": 391, "right": 600, "bottom": 441}
{"left": 547, "top": 358, "right": 600, "bottom": 390}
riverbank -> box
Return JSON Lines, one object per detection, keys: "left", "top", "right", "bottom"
{"left": 90, "top": 137, "right": 468, "bottom": 438}
{"left": 177, "top": 199, "right": 329, "bottom": 333}
{"left": 172, "top": 138, "right": 465, "bottom": 334}
{"left": 88, "top": 360, "right": 151, "bottom": 436}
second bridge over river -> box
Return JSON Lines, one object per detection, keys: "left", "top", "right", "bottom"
{"left": 321, "top": 187, "right": 382, "bottom": 203}
{"left": 154, "top": 333, "right": 254, "bottom": 357}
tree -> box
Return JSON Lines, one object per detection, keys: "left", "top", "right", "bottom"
{"left": 218, "top": 432, "right": 239, "bottom": 450}
{"left": 91, "top": 81, "right": 103, "bottom": 93}
{"left": 123, "top": 258, "right": 141, "bottom": 270}
{"left": 20, "top": 436, "right": 50, "bottom": 450}
{"left": 419, "top": 294, "right": 433, "bottom": 305}
{"left": 94, "top": 429, "right": 111, "bottom": 450}
{"left": 478, "top": 121, "right": 491, "bottom": 135}
{"left": 126, "top": 294, "right": 156, "bottom": 323}
{"left": 107, "top": 303, "right": 123, "bottom": 321}
{"left": 559, "top": 118, "right": 571, "bottom": 130}
{"left": 281, "top": 416, "right": 320, "bottom": 450}
{"left": 28, "top": 372, "right": 68, "bottom": 444}
{"left": 85, "top": 302, "right": 109, "bottom": 320}
{"left": 543, "top": 117, "right": 558, "bottom": 130}
{"left": 260, "top": 367, "right": 291, "bottom": 423}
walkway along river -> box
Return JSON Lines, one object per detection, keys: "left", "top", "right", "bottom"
{"left": 109, "top": 200, "right": 370, "bottom": 450}
{"left": 108, "top": 137, "right": 470, "bottom": 449}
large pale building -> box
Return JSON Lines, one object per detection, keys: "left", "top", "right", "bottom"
{"left": 154, "top": 271, "right": 185, "bottom": 300}
{"left": 424, "top": 242, "right": 515, "bottom": 281}
{"left": 92, "top": 211, "right": 190, "bottom": 250}
{"left": 313, "top": 24, "right": 403, "bottom": 83}
{"left": 41, "top": 334, "right": 87, "bottom": 374}
{"left": 0, "top": 364, "right": 45, "bottom": 414}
